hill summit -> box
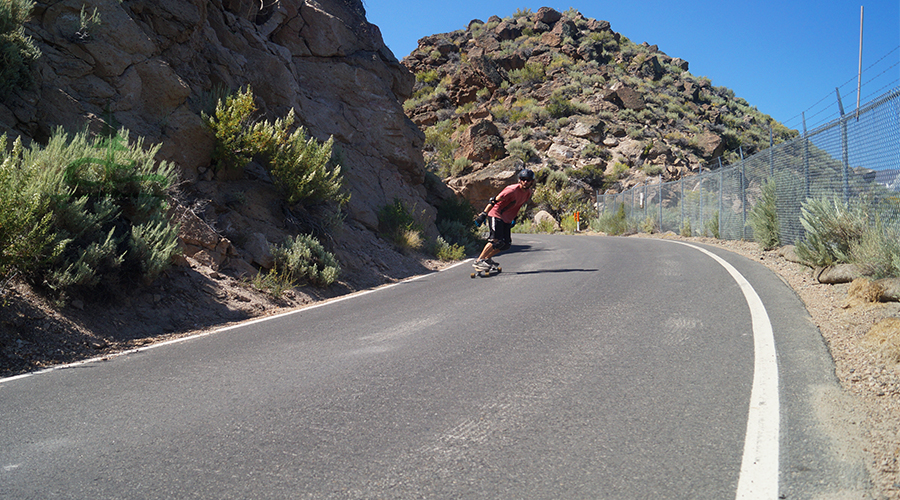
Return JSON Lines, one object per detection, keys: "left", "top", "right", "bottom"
{"left": 400, "top": 7, "right": 796, "bottom": 217}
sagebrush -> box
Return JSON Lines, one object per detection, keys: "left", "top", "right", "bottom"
{"left": 0, "top": 128, "right": 180, "bottom": 295}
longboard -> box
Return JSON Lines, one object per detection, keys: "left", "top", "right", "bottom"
{"left": 470, "top": 266, "right": 501, "bottom": 278}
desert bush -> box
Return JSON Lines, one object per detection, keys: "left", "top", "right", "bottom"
{"left": 378, "top": 198, "right": 423, "bottom": 252}
{"left": 849, "top": 219, "right": 900, "bottom": 278}
{"left": 748, "top": 179, "right": 780, "bottom": 249}
{"left": 0, "top": 135, "right": 58, "bottom": 282}
{"left": 270, "top": 233, "right": 341, "bottom": 287}
{"left": 508, "top": 62, "right": 546, "bottom": 85}
{"left": 435, "top": 196, "right": 480, "bottom": 254}
{"left": 424, "top": 120, "right": 457, "bottom": 175}
{"left": 433, "top": 236, "right": 466, "bottom": 261}
{"left": 268, "top": 127, "right": 349, "bottom": 206}
{"left": 203, "top": 86, "right": 348, "bottom": 207}
{"left": 795, "top": 196, "right": 868, "bottom": 267}
{"left": 595, "top": 203, "right": 627, "bottom": 235}
{"left": 704, "top": 210, "right": 720, "bottom": 239}
{"left": 0, "top": 128, "right": 180, "bottom": 295}
{"left": 507, "top": 140, "right": 537, "bottom": 163}
{"left": 640, "top": 213, "right": 658, "bottom": 234}
{"left": 0, "top": 0, "right": 41, "bottom": 98}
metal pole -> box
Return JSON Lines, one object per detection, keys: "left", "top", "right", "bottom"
{"left": 680, "top": 177, "right": 685, "bottom": 235}
{"left": 740, "top": 146, "right": 746, "bottom": 240}
{"left": 857, "top": 5, "right": 864, "bottom": 121}
{"left": 768, "top": 126, "right": 774, "bottom": 177}
{"left": 836, "top": 87, "right": 851, "bottom": 203}
{"left": 718, "top": 169, "right": 724, "bottom": 238}
{"left": 802, "top": 112, "right": 810, "bottom": 200}
{"left": 659, "top": 175, "right": 663, "bottom": 233}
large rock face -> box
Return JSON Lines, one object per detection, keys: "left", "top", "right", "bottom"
{"left": 2, "top": 0, "right": 433, "bottom": 283}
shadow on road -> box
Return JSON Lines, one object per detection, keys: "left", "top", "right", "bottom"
{"left": 513, "top": 268, "right": 598, "bottom": 275}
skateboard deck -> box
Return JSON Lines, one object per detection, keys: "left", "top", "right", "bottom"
{"left": 470, "top": 266, "right": 501, "bottom": 278}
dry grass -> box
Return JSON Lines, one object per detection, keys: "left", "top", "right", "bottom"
{"left": 865, "top": 318, "right": 900, "bottom": 365}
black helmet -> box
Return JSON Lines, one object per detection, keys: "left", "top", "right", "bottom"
{"left": 518, "top": 168, "right": 535, "bottom": 181}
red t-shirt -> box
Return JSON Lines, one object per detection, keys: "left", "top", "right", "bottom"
{"left": 488, "top": 183, "right": 532, "bottom": 223}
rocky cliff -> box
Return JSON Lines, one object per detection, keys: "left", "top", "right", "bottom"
{"left": 2, "top": 0, "right": 439, "bottom": 286}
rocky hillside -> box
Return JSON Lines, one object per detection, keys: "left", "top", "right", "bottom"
{"left": 1, "top": 0, "right": 449, "bottom": 288}
{"left": 400, "top": 7, "right": 797, "bottom": 215}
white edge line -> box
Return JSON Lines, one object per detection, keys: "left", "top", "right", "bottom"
{"left": 668, "top": 240, "right": 780, "bottom": 499}
{"left": 0, "top": 260, "right": 473, "bottom": 385}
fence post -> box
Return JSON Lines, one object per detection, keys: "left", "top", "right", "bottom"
{"left": 836, "top": 87, "right": 851, "bottom": 203}
{"left": 718, "top": 169, "right": 724, "bottom": 238}
{"left": 802, "top": 112, "right": 810, "bottom": 200}
{"left": 769, "top": 126, "right": 774, "bottom": 177}
{"left": 659, "top": 175, "right": 663, "bottom": 233}
{"left": 740, "top": 146, "right": 747, "bottom": 240}
{"left": 680, "top": 177, "right": 685, "bottom": 235}
{"left": 699, "top": 175, "right": 704, "bottom": 237}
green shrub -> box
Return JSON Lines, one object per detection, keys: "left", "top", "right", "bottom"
{"left": 378, "top": 198, "right": 423, "bottom": 251}
{"left": 435, "top": 196, "right": 479, "bottom": 253}
{"left": 0, "top": 0, "right": 41, "bottom": 98}
{"left": 268, "top": 127, "right": 349, "bottom": 206}
{"left": 640, "top": 214, "right": 658, "bottom": 234}
{"left": 704, "top": 211, "right": 720, "bottom": 239}
{"left": 545, "top": 92, "right": 588, "bottom": 118}
{"left": 270, "top": 234, "right": 341, "bottom": 287}
{"left": 795, "top": 196, "right": 868, "bottom": 267}
{"left": 507, "top": 140, "right": 537, "bottom": 162}
{"left": 508, "top": 62, "right": 546, "bottom": 85}
{"left": 681, "top": 219, "right": 692, "bottom": 237}
{"left": 850, "top": 218, "right": 900, "bottom": 278}
{"left": 0, "top": 135, "right": 59, "bottom": 282}
{"left": 1, "top": 128, "right": 180, "bottom": 295}
{"left": 424, "top": 120, "right": 457, "bottom": 176}
{"left": 748, "top": 179, "right": 780, "bottom": 249}
{"left": 202, "top": 86, "right": 349, "bottom": 207}
{"left": 433, "top": 236, "right": 466, "bottom": 261}
{"left": 595, "top": 203, "right": 627, "bottom": 235}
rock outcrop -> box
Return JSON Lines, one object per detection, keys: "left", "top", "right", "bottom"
{"left": 3, "top": 0, "right": 437, "bottom": 286}
{"left": 401, "top": 7, "right": 796, "bottom": 212}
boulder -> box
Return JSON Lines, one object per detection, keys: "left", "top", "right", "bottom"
{"left": 815, "top": 264, "right": 865, "bottom": 284}
{"left": 778, "top": 245, "right": 804, "bottom": 264}
{"left": 533, "top": 210, "right": 560, "bottom": 230}
{"left": 246, "top": 233, "right": 275, "bottom": 270}
{"left": 692, "top": 130, "right": 726, "bottom": 160}
{"left": 571, "top": 116, "right": 605, "bottom": 141}
{"left": 456, "top": 120, "right": 506, "bottom": 164}
{"left": 447, "top": 156, "right": 523, "bottom": 210}
{"left": 534, "top": 7, "right": 562, "bottom": 25}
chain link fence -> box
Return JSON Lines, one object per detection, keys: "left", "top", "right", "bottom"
{"left": 597, "top": 87, "right": 900, "bottom": 245}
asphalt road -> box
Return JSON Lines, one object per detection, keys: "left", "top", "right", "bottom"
{"left": 0, "top": 235, "right": 868, "bottom": 499}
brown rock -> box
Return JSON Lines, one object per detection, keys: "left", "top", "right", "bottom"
{"left": 456, "top": 120, "right": 506, "bottom": 164}
{"left": 534, "top": 7, "right": 562, "bottom": 25}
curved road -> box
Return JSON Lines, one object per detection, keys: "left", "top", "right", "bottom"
{"left": 0, "top": 235, "right": 867, "bottom": 498}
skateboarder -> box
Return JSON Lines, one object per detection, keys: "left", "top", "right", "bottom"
{"left": 473, "top": 168, "right": 535, "bottom": 272}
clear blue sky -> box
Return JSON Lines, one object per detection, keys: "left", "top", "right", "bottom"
{"left": 364, "top": 0, "right": 899, "bottom": 132}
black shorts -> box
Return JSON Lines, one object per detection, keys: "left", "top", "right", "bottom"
{"left": 487, "top": 216, "right": 512, "bottom": 251}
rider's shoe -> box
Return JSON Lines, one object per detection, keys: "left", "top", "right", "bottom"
{"left": 473, "top": 259, "right": 491, "bottom": 271}
{"left": 485, "top": 258, "right": 500, "bottom": 270}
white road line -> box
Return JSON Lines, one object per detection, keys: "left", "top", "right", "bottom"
{"left": 0, "top": 260, "right": 472, "bottom": 385}
{"left": 671, "top": 240, "right": 779, "bottom": 499}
